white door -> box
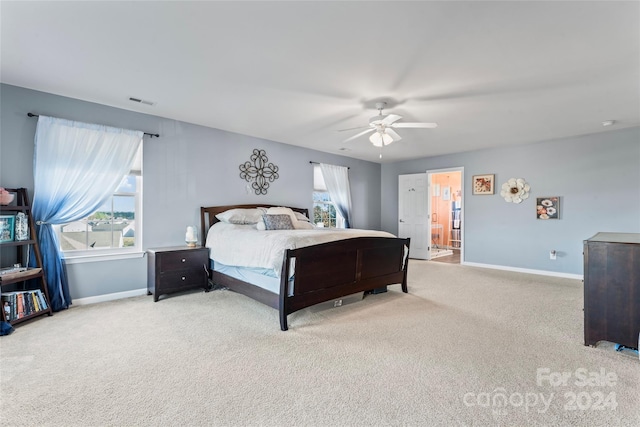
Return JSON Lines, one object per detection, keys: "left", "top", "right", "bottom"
{"left": 398, "top": 173, "right": 429, "bottom": 259}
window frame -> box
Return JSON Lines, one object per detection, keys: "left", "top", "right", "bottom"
{"left": 57, "top": 147, "right": 143, "bottom": 264}
{"left": 312, "top": 164, "right": 344, "bottom": 228}
{"left": 313, "top": 191, "right": 338, "bottom": 228}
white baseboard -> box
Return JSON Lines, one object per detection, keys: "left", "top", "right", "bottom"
{"left": 73, "top": 288, "right": 148, "bottom": 306}
{"left": 72, "top": 262, "right": 581, "bottom": 306}
{"left": 462, "top": 261, "right": 583, "bottom": 280}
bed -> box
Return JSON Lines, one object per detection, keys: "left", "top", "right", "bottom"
{"left": 201, "top": 204, "right": 410, "bottom": 331}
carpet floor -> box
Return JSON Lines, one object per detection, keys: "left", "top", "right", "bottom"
{"left": 1, "top": 260, "right": 638, "bottom": 426}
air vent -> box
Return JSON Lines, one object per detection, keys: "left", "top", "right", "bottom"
{"left": 128, "top": 97, "right": 155, "bottom": 106}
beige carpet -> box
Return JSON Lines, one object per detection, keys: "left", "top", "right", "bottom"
{"left": 1, "top": 260, "right": 639, "bottom": 426}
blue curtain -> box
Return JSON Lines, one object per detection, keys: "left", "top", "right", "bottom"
{"left": 320, "top": 163, "right": 353, "bottom": 228}
{"left": 30, "top": 116, "right": 143, "bottom": 311}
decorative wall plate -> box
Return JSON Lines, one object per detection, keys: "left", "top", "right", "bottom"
{"left": 500, "top": 178, "right": 530, "bottom": 203}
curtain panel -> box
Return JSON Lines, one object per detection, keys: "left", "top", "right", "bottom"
{"left": 31, "top": 116, "right": 143, "bottom": 311}
{"left": 319, "top": 163, "right": 353, "bottom": 228}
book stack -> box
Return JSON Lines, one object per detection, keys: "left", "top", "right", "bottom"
{"left": 2, "top": 289, "right": 49, "bottom": 321}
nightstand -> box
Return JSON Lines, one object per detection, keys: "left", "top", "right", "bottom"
{"left": 147, "top": 246, "right": 210, "bottom": 302}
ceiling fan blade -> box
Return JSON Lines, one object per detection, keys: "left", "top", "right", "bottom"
{"left": 391, "top": 122, "right": 438, "bottom": 128}
{"left": 381, "top": 114, "right": 402, "bottom": 125}
{"left": 343, "top": 128, "right": 374, "bottom": 142}
{"left": 337, "top": 125, "right": 371, "bottom": 132}
{"left": 385, "top": 128, "right": 402, "bottom": 142}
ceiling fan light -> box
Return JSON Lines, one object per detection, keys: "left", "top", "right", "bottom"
{"left": 369, "top": 131, "right": 393, "bottom": 147}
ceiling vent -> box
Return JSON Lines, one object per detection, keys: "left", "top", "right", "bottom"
{"left": 128, "top": 97, "right": 155, "bottom": 106}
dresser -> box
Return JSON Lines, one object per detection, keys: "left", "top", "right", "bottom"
{"left": 147, "top": 246, "right": 210, "bottom": 302}
{"left": 583, "top": 232, "right": 640, "bottom": 349}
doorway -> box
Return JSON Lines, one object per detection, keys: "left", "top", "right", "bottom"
{"left": 428, "top": 168, "right": 463, "bottom": 264}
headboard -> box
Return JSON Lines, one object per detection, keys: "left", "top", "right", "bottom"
{"left": 200, "top": 204, "right": 310, "bottom": 245}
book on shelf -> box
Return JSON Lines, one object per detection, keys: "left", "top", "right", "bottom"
{"left": 1, "top": 290, "right": 49, "bottom": 321}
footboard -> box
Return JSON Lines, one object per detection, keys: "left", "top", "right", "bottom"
{"left": 278, "top": 237, "right": 410, "bottom": 330}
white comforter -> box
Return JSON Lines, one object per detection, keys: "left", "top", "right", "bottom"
{"left": 205, "top": 222, "right": 396, "bottom": 277}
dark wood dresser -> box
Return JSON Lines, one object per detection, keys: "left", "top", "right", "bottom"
{"left": 147, "top": 246, "right": 210, "bottom": 302}
{"left": 583, "top": 232, "right": 640, "bottom": 349}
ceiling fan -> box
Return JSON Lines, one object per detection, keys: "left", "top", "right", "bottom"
{"left": 341, "top": 102, "right": 437, "bottom": 147}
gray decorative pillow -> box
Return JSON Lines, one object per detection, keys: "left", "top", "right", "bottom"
{"left": 262, "top": 214, "right": 294, "bottom": 230}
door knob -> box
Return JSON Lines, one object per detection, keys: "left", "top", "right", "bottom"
{"left": 399, "top": 219, "right": 405, "bottom": 222}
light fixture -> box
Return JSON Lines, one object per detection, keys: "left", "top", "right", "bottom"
{"left": 369, "top": 131, "right": 393, "bottom": 147}
{"left": 602, "top": 120, "right": 615, "bottom": 127}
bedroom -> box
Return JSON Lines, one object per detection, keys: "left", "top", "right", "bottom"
{"left": 1, "top": 1, "right": 639, "bottom": 426}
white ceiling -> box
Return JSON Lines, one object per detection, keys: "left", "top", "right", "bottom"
{"left": 2, "top": 1, "right": 639, "bottom": 163}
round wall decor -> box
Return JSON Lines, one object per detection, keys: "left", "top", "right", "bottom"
{"left": 500, "top": 178, "right": 530, "bottom": 204}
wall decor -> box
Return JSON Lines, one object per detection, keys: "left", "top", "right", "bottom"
{"left": 14, "top": 212, "right": 29, "bottom": 241}
{"left": 536, "top": 197, "right": 560, "bottom": 219}
{"left": 500, "top": 178, "right": 530, "bottom": 203}
{"left": 472, "top": 174, "right": 495, "bottom": 195}
{"left": 239, "top": 149, "right": 280, "bottom": 195}
{"left": 442, "top": 186, "right": 451, "bottom": 201}
{"left": 0, "top": 215, "right": 15, "bottom": 242}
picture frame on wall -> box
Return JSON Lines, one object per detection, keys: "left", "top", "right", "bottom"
{"left": 536, "top": 197, "right": 560, "bottom": 219}
{"left": 472, "top": 174, "right": 495, "bottom": 195}
{"left": 0, "top": 215, "right": 15, "bottom": 242}
{"left": 442, "top": 186, "right": 451, "bottom": 201}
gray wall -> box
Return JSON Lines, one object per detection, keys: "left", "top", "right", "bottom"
{"left": 1, "top": 84, "right": 382, "bottom": 299}
{"left": 3, "top": 83, "right": 638, "bottom": 299}
{"left": 381, "top": 127, "right": 640, "bottom": 275}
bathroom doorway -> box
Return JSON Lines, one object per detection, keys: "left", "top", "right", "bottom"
{"left": 428, "top": 168, "right": 463, "bottom": 264}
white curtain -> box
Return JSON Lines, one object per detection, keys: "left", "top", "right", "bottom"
{"left": 31, "top": 116, "right": 143, "bottom": 311}
{"left": 320, "top": 163, "right": 353, "bottom": 228}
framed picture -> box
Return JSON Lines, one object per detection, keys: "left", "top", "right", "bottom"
{"left": 472, "top": 174, "right": 495, "bottom": 195}
{"left": 442, "top": 186, "right": 451, "bottom": 201}
{"left": 536, "top": 197, "right": 560, "bottom": 220}
{"left": 0, "top": 215, "right": 15, "bottom": 242}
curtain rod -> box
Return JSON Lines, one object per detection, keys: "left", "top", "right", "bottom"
{"left": 27, "top": 113, "right": 160, "bottom": 138}
{"left": 309, "top": 161, "right": 350, "bottom": 169}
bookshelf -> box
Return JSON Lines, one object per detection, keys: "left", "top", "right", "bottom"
{"left": 1, "top": 188, "right": 52, "bottom": 324}
{"left": 450, "top": 198, "right": 462, "bottom": 249}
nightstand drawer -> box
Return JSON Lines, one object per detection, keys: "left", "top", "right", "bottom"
{"left": 158, "top": 250, "right": 206, "bottom": 272}
{"left": 158, "top": 269, "right": 206, "bottom": 290}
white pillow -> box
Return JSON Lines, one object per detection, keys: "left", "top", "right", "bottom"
{"left": 293, "top": 220, "right": 315, "bottom": 230}
{"left": 294, "top": 211, "right": 311, "bottom": 222}
{"left": 215, "top": 208, "right": 264, "bottom": 224}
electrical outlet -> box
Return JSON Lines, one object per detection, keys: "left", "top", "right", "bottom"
{"left": 334, "top": 299, "right": 343, "bottom": 307}
{"left": 550, "top": 250, "right": 557, "bottom": 260}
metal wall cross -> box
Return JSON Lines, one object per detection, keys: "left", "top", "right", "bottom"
{"left": 239, "top": 149, "right": 279, "bottom": 195}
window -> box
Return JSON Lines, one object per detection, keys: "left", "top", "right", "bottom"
{"left": 312, "top": 164, "right": 343, "bottom": 228}
{"left": 313, "top": 191, "right": 337, "bottom": 228}
{"left": 55, "top": 146, "right": 142, "bottom": 258}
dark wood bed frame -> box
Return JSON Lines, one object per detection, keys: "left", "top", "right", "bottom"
{"left": 201, "top": 204, "right": 410, "bottom": 331}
